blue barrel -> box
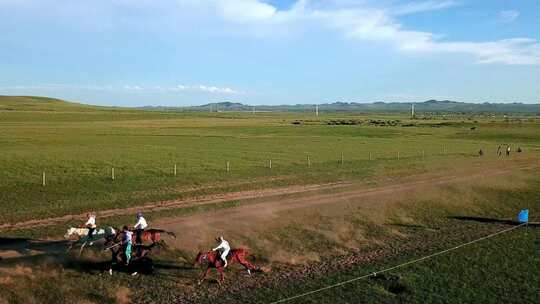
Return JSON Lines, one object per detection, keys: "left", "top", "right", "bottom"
{"left": 518, "top": 209, "right": 529, "bottom": 223}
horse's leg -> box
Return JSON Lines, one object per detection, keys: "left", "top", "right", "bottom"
{"left": 198, "top": 267, "right": 212, "bottom": 285}
{"left": 66, "top": 241, "right": 74, "bottom": 253}
{"left": 151, "top": 232, "right": 160, "bottom": 244}
{"left": 109, "top": 257, "right": 113, "bottom": 276}
{"left": 237, "top": 254, "right": 258, "bottom": 274}
{"left": 79, "top": 241, "right": 87, "bottom": 256}
{"left": 108, "top": 249, "right": 117, "bottom": 275}
{"left": 217, "top": 266, "right": 225, "bottom": 284}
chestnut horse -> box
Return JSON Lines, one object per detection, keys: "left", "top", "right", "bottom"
{"left": 195, "top": 248, "right": 260, "bottom": 284}
{"left": 106, "top": 228, "right": 176, "bottom": 247}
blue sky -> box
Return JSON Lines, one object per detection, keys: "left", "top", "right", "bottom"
{"left": 0, "top": 0, "right": 539, "bottom": 106}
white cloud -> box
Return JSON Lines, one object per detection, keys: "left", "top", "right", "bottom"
{"left": 431, "top": 38, "right": 540, "bottom": 65}
{"left": 0, "top": 83, "right": 243, "bottom": 94}
{"left": 1, "top": 1, "right": 538, "bottom": 65}
{"left": 206, "top": 0, "right": 539, "bottom": 65}
{"left": 122, "top": 84, "right": 242, "bottom": 94}
{"left": 392, "top": 0, "right": 460, "bottom": 16}
{"left": 216, "top": 0, "right": 277, "bottom": 23}
{"left": 173, "top": 84, "right": 241, "bottom": 94}
{"left": 498, "top": 10, "right": 520, "bottom": 23}
{"left": 123, "top": 85, "right": 142, "bottom": 90}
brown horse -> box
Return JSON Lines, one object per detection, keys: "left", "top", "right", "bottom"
{"left": 106, "top": 228, "right": 176, "bottom": 247}
{"left": 135, "top": 228, "right": 176, "bottom": 244}
{"left": 195, "top": 248, "right": 262, "bottom": 284}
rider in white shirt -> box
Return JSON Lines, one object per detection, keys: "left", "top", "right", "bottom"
{"left": 84, "top": 212, "right": 97, "bottom": 239}
{"left": 212, "top": 236, "right": 230, "bottom": 267}
{"left": 133, "top": 212, "right": 148, "bottom": 245}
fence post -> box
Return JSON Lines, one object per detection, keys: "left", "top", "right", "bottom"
{"left": 226, "top": 161, "right": 230, "bottom": 172}
{"left": 369, "top": 152, "right": 372, "bottom": 161}
{"left": 174, "top": 163, "right": 177, "bottom": 176}
{"left": 307, "top": 155, "right": 311, "bottom": 167}
{"left": 42, "top": 172, "right": 46, "bottom": 186}
{"left": 422, "top": 150, "right": 425, "bottom": 160}
{"left": 112, "top": 167, "right": 115, "bottom": 180}
{"left": 269, "top": 159, "right": 272, "bottom": 169}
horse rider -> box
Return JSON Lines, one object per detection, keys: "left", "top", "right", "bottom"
{"left": 133, "top": 212, "right": 148, "bottom": 245}
{"left": 122, "top": 225, "right": 133, "bottom": 265}
{"left": 212, "top": 236, "right": 231, "bottom": 267}
{"left": 83, "top": 212, "right": 97, "bottom": 240}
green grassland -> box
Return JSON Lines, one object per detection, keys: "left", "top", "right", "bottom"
{"left": 219, "top": 175, "right": 540, "bottom": 304}
{"left": 1, "top": 157, "right": 539, "bottom": 304}
{"left": 235, "top": 226, "right": 540, "bottom": 304}
{"left": 1, "top": 96, "right": 540, "bottom": 303}
{"left": 1, "top": 96, "right": 539, "bottom": 224}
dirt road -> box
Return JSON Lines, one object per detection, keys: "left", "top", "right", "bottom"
{"left": 1, "top": 161, "right": 536, "bottom": 234}
{"left": 155, "top": 162, "right": 537, "bottom": 253}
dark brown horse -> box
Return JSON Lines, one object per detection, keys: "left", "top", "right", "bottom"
{"left": 195, "top": 248, "right": 263, "bottom": 284}
{"left": 107, "top": 242, "right": 159, "bottom": 275}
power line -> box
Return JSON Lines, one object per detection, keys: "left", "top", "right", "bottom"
{"left": 270, "top": 222, "right": 527, "bottom": 304}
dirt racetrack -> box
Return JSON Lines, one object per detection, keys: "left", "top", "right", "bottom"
{"left": 1, "top": 160, "right": 537, "bottom": 261}
{"left": 154, "top": 161, "right": 538, "bottom": 256}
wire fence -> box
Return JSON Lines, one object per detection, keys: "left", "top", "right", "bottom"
{"left": 23, "top": 147, "right": 514, "bottom": 187}
{"left": 270, "top": 222, "right": 528, "bottom": 303}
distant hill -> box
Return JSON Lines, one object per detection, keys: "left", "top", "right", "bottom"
{"left": 2, "top": 96, "right": 540, "bottom": 114}
{"left": 201, "top": 101, "right": 247, "bottom": 110}
{"left": 0, "top": 95, "right": 135, "bottom": 113}
{"left": 141, "top": 101, "right": 251, "bottom": 112}
{"left": 0, "top": 95, "right": 104, "bottom": 112}
{"left": 186, "top": 100, "right": 540, "bottom": 114}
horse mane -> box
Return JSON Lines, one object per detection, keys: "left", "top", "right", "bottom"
{"left": 195, "top": 250, "right": 217, "bottom": 264}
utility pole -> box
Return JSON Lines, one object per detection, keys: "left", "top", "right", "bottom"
{"left": 315, "top": 105, "right": 319, "bottom": 117}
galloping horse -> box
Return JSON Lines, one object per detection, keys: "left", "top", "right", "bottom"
{"left": 106, "top": 228, "right": 176, "bottom": 247}
{"left": 195, "top": 248, "right": 261, "bottom": 284}
{"left": 64, "top": 226, "right": 117, "bottom": 254}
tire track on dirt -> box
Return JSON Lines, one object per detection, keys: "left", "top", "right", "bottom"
{"left": 0, "top": 183, "right": 350, "bottom": 232}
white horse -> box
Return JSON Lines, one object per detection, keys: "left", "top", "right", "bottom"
{"left": 65, "top": 226, "right": 116, "bottom": 255}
